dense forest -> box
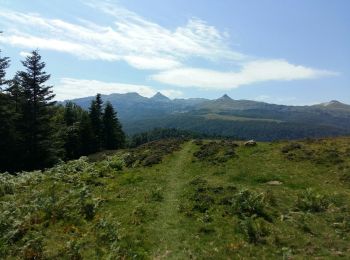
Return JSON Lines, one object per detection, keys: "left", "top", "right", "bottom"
{"left": 0, "top": 50, "right": 125, "bottom": 172}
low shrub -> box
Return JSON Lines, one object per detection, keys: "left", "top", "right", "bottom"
{"left": 230, "top": 189, "right": 271, "bottom": 221}
{"left": 238, "top": 217, "right": 270, "bottom": 244}
{"left": 194, "top": 141, "right": 237, "bottom": 163}
{"left": 192, "top": 193, "right": 215, "bottom": 213}
{"left": 131, "top": 206, "right": 147, "bottom": 225}
{"left": 315, "top": 149, "right": 344, "bottom": 165}
{"left": 108, "top": 159, "right": 123, "bottom": 171}
{"left": 150, "top": 188, "right": 163, "bottom": 202}
{"left": 82, "top": 202, "right": 95, "bottom": 220}
{"left": 124, "top": 154, "right": 137, "bottom": 167}
{"left": 22, "top": 232, "right": 44, "bottom": 260}
{"left": 296, "top": 188, "right": 331, "bottom": 212}
{"left": 281, "top": 143, "right": 302, "bottom": 153}
{"left": 142, "top": 154, "right": 162, "bottom": 167}
{"left": 94, "top": 218, "right": 120, "bottom": 244}
{"left": 0, "top": 176, "right": 15, "bottom": 196}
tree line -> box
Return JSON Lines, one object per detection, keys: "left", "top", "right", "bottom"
{"left": 0, "top": 50, "right": 125, "bottom": 172}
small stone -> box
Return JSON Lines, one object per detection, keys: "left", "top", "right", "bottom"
{"left": 244, "top": 140, "right": 256, "bottom": 146}
{"left": 266, "top": 180, "right": 283, "bottom": 185}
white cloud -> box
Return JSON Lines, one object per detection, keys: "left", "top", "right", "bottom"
{"left": 151, "top": 60, "right": 337, "bottom": 89}
{"left": 55, "top": 78, "right": 158, "bottom": 100}
{"left": 0, "top": 2, "right": 338, "bottom": 93}
{"left": 19, "top": 51, "right": 31, "bottom": 57}
{"left": 123, "top": 55, "right": 181, "bottom": 70}
{"left": 54, "top": 78, "right": 184, "bottom": 100}
{"left": 0, "top": 6, "right": 241, "bottom": 70}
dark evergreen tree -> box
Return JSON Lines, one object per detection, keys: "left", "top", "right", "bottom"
{"left": 0, "top": 50, "right": 10, "bottom": 89}
{"left": 0, "top": 50, "right": 17, "bottom": 171}
{"left": 16, "top": 50, "right": 57, "bottom": 170}
{"left": 7, "top": 74, "right": 23, "bottom": 113}
{"left": 63, "top": 102, "right": 84, "bottom": 159}
{"left": 79, "top": 111, "right": 95, "bottom": 155}
{"left": 89, "top": 93, "right": 103, "bottom": 152}
{"left": 0, "top": 93, "right": 17, "bottom": 172}
{"left": 102, "top": 102, "right": 125, "bottom": 149}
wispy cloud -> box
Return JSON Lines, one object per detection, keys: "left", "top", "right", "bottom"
{"left": 0, "top": 5, "right": 241, "bottom": 70}
{"left": 55, "top": 78, "right": 158, "bottom": 100}
{"left": 19, "top": 51, "right": 31, "bottom": 57}
{"left": 0, "top": 1, "right": 338, "bottom": 94}
{"left": 151, "top": 60, "right": 337, "bottom": 89}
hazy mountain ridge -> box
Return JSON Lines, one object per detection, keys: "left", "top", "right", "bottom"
{"left": 67, "top": 93, "right": 350, "bottom": 140}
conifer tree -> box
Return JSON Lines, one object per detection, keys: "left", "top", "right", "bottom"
{"left": 0, "top": 50, "right": 16, "bottom": 171}
{"left": 16, "top": 50, "right": 57, "bottom": 169}
{"left": 79, "top": 111, "right": 95, "bottom": 155}
{"left": 0, "top": 50, "right": 10, "bottom": 90}
{"left": 7, "top": 74, "right": 23, "bottom": 113}
{"left": 102, "top": 102, "right": 125, "bottom": 149}
{"left": 63, "top": 102, "right": 82, "bottom": 159}
{"left": 89, "top": 93, "right": 103, "bottom": 152}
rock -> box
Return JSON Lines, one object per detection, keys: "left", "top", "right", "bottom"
{"left": 244, "top": 140, "right": 256, "bottom": 147}
{"left": 266, "top": 180, "right": 283, "bottom": 186}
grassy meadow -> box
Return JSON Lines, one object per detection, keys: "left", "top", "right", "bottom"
{"left": 1, "top": 137, "right": 350, "bottom": 259}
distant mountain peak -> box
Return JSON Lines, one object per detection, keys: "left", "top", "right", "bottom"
{"left": 329, "top": 100, "right": 341, "bottom": 104}
{"left": 217, "top": 94, "right": 233, "bottom": 101}
{"left": 315, "top": 100, "right": 350, "bottom": 110}
{"left": 321, "top": 100, "right": 343, "bottom": 107}
{"left": 150, "top": 92, "right": 171, "bottom": 102}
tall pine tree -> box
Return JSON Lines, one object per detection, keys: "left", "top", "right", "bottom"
{"left": 0, "top": 50, "right": 16, "bottom": 171}
{"left": 89, "top": 93, "right": 103, "bottom": 152}
{"left": 79, "top": 111, "right": 95, "bottom": 155}
{"left": 17, "top": 50, "right": 57, "bottom": 170}
{"left": 102, "top": 102, "right": 125, "bottom": 149}
{"left": 0, "top": 50, "right": 10, "bottom": 89}
{"left": 63, "top": 102, "right": 84, "bottom": 159}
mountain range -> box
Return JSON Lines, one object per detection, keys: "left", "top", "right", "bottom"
{"left": 67, "top": 93, "right": 350, "bottom": 140}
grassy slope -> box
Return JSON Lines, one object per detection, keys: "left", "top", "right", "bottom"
{"left": 1, "top": 138, "right": 350, "bottom": 259}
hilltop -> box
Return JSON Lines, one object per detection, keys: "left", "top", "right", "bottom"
{"left": 1, "top": 137, "right": 350, "bottom": 258}
{"left": 67, "top": 93, "right": 350, "bottom": 140}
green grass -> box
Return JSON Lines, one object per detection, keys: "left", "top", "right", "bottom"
{"left": 1, "top": 137, "right": 350, "bottom": 259}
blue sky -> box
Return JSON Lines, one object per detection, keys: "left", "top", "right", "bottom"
{"left": 0, "top": 0, "right": 349, "bottom": 105}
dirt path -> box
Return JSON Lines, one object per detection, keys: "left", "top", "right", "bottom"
{"left": 150, "top": 142, "right": 194, "bottom": 259}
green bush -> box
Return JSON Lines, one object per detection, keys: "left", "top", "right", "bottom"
{"left": 296, "top": 188, "right": 331, "bottom": 212}
{"left": 82, "top": 202, "right": 95, "bottom": 220}
{"left": 108, "top": 160, "right": 123, "bottom": 171}
{"left": 22, "top": 232, "right": 44, "bottom": 260}
{"left": 150, "top": 188, "right": 163, "bottom": 202}
{"left": 131, "top": 206, "right": 147, "bottom": 225}
{"left": 239, "top": 217, "right": 270, "bottom": 244}
{"left": 0, "top": 174, "right": 15, "bottom": 196}
{"left": 95, "top": 218, "right": 120, "bottom": 244}
{"left": 230, "top": 189, "right": 271, "bottom": 220}
{"left": 281, "top": 143, "right": 302, "bottom": 153}
{"left": 141, "top": 154, "right": 162, "bottom": 166}
{"left": 65, "top": 239, "right": 84, "bottom": 260}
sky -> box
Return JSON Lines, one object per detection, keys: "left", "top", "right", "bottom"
{"left": 0, "top": 0, "right": 349, "bottom": 105}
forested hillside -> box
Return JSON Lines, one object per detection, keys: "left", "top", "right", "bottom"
{"left": 69, "top": 93, "right": 350, "bottom": 141}
{"left": 1, "top": 137, "right": 350, "bottom": 258}
{"left": 0, "top": 50, "right": 125, "bottom": 172}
